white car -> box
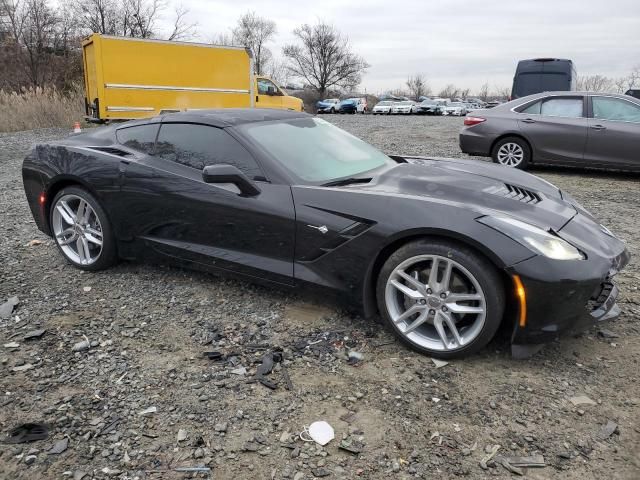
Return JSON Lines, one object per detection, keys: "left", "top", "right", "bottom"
{"left": 391, "top": 100, "right": 416, "bottom": 114}
{"left": 443, "top": 102, "right": 467, "bottom": 116}
{"left": 372, "top": 101, "right": 394, "bottom": 114}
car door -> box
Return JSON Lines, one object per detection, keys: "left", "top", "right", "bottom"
{"left": 584, "top": 95, "right": 640, "bottom": 169}
{"left": 256, "top": 77, "right": 284, "bottom": 110}
{"left": 516, "top": 96, "right": 588, "bottom": 164}
{"left": 117, "top": 121, "right": 296, "bottom": 285}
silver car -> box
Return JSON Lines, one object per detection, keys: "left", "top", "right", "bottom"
{"left": 459, "top": 91, "right": 640, "bottom": 170}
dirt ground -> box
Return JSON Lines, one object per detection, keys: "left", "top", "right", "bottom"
{"left": 1, "top": 116, "right": 639, "bottom": 480}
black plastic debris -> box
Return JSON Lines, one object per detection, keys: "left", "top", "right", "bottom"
{"left": 3, "top": 423, "right": 49, "bottom": 444}
{"left": 24, "top": 329, "right": 46, "bottom": 340}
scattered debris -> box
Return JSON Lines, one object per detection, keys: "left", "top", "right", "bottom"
{"left": 347, "top": 350, "right": 364, "bottom": 365}
{"left": 72, "top": 336, "right": 91, "bottom": 352}
{"left": 230, "top": 366, "right": 247, "bottom": 376}
{"left": 176, "top": 429, "right": 188, "bottom": 442}
{"left": 570, "top": 395, "right": 597, "bottom": 406}
{"left": 339, "top": 438, "right": 364, "bottom": 454}
{"left": 0, "top": 296, "right": 19, "bottom": 319}
{"left": 499, "top": 454, "right": 546, "bottom": 467}
{"left": 340, "top": 412, "right": 357, "bottom": 424}
{"left": 203, "top": 351, "right": 224, "bottom": 361}
{"left": 3, "top": 341, "right": 20, "bottom": 348}
{"left": 26, "top": 239, "right": 43, "bottom": 247}
{"left": 431, "top": 358, "right": 449, "bottom": 368}
{"left": 138, "top": 406, "right": 157, "bottom": 416}
{"left": 596, "top": 420, "right": 618, "bottom": 440}
{"left": 174, "top": 467, "right": 211, "bottom": 473}
{"left": 4, "top": 423, "right": 49, "bottom": 444}
{"left": 480, "top": 444, "right": 501, "bottom": 470}
{"left": 597, "top": 328, "right": 619, "bottom": 339}
{"left": 23, "top": 329, "right": 46, "bottom": 340}
{"left": 303, "top": 421, "right": 334, "bottom": 446}
{"left": 214, "top": 422, "right": 228, "bottom": 433}
{"left": 82, "top": 286, "right": 92, "bottom": 292}
{"left": 12, "top": 363, "right": 34, "bottom": 372}
{"left": 48, "top": 437, "right": 69, "bottom": 455}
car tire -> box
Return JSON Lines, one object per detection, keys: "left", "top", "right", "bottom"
{"left": 376, "top": 239, "right": 505, "bottom": 359}
{"left": 491, "top": 136, "right": 531, "bottom": 169}
{"left": 50, "top": 186, "right": 117, "bottom": 271}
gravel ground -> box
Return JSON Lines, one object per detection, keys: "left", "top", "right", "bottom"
{"left": 1, "top": 116, "right": 639, "bottom": 480}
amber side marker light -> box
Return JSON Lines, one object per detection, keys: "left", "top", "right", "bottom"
{"left": 513, "top": 275, "right": 527, "bottom": 328}
{"left": 38, "top": 192, "right": 46, "bottom": 205}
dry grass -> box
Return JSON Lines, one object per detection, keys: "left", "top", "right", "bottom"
{"left": 0, "top": 86, "right": 84, "bottom": 133}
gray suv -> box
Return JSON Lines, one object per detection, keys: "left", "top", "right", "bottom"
{"left": 459, "top": 92, "right": 640, "bottom": 171}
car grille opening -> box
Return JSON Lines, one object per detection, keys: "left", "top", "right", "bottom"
{"left": 587, "top": 279, "right": 613, "bottom": 312}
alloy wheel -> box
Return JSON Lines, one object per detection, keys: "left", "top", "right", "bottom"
{"left": 52, "top": 194, "right": 104, "bottom": 265}
{"left": 497, "top": 142, "right": 524, "bottom": 167}
{"left": 384, "top": 254, "right": 486, "bottom": 351}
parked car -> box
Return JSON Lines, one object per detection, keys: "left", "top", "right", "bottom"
{"left": 355, "top": 97, "right": 368, "bottom": 114}
{"left": 460, "top": 91, "right": 640, "bottom": 171}
{"left": 391, "top": 100, "right": 417, "bottom": 114}
{"left": 337, "top": 98, "right": 358, "bottom": 114}
{"left": 511, "top": 58, "right": 576, "bottom": 99}
{"left": 485, "top": 101, "right": 501, "bottom": 108}
{"left": 372, "top": 101, "right": 394, "bottom": 114}
{"left": 22, "top": 108, "right": 629, "bottom": 358}
{"left": 625, "top": 89, "right": 640, "bottom": 100}
{"left": 444, "top": 102, "right": 467, "bottom": 116}
{"left": 416, "top": 99, "right": 445, "bottom": 115}
{"left": 316, "top": 98, "right": 340, "bottom": 113}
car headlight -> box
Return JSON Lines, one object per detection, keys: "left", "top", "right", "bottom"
{"left": 478, "top": 216, "right": 584, "bottom": 260}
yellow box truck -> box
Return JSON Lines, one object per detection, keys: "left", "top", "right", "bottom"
{"left": 82, "top": 33, "right": 303, "bottom": 121}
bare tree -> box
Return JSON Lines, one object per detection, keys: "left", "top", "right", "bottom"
{"left": 493, "top": 85, "right": 511, "bottom": 100}
{"left": 231, "top": 11, "right": 276, "bottom": 75}
{"left": 264, "top": 57, "right": 289, "bottom": 86}
{"left": 406, "top": 74, "right": 430, "bottom": 100}
{"left": 460, "top": 87, "right": 471, "bottom": 99}
{"left": 576, "top": 74, "right": 613, "bottom": 92}
{"left": 283, "top": 21, "right": 369, "bottom": 97}
{"left": 438, "top": 84, "right": 459, "bottom": 99}
{"left": 73, "top": 0, "right": 194, "bottom": 40}
{"left": 209, "top": 31, "right": 234, "bottom": 46}
{"left": 477, "top": 82, "right": 489, "bottom": 101}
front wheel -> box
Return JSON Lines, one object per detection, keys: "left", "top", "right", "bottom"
{"left": 492, "top": 136, "right": 531, "bottom": 169}
{"left": 376, "top": 240, "right": 505, "bottom": 358}
{"left": 50, "top": 186, "right": 117, "bottom": 271}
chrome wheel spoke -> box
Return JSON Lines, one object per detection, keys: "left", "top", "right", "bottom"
{"left": 397, "top": 269, "right": 426, "bottom": 293}
{"left": 84, "top": 228, "right": 103, "bottom": 246}
{"left": 394, "top": 304, "right": 423, "bottom": 324}
{"left": 390, "top": 279, "right": 423, "bottom": 300}
{"left": 447, "top": 293, "right": 482, "bottom": 302}
{"left": 433, "top": 315, "right": 451, "bottom": 349}
{"left": 439, "top": 311, "right": 464, "bottom": 346}
{"left": 57, "top": 227, "right": 77, "bottom": 245}
{"left": 446, "top": 302, "right": 484, "bottom": 314}
{"left": 404, "top": 309, "right": 430, "bottom": 334}
{"left": 427, "top": 257, "right": 440, "bottom": 289}
{"left": 56, "top": 202, "right": 75, "bottom": 224}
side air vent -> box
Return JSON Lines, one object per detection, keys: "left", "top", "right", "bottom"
{"left": 88, "top": 146, "right": 132, "bottom": 157}
{"left": 493, "top": 183, "right": 542, "bottom": 204}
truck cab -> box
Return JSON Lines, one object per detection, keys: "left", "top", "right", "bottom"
{"left": 255, "top": 77, "right": 301, "bottom": 111}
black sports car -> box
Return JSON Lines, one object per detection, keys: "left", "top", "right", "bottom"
{"left": 22, "top": 109, "right": 629, "bottom": 358}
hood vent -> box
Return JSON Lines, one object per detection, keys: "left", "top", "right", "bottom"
{"left": 492, "top": 184, "right": 542, "bottom": 204}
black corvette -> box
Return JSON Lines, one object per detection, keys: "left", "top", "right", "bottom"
{"left": 22, "top": 109, "right": 629, "bottom": 358}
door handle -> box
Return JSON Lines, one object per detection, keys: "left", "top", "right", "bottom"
{"left": 590, "top": 124, "right": 606, "bottom": 131}
{"left": 521, "top": 118, "right": 536, "bottom": 123}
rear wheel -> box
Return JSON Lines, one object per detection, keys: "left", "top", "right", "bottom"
{"left": 50, "top": 186, "right": 117, "bottom": 271}
{"left": 376, "top": 240, "right": 505, "bottom": 358}
{"left": 492, "top": 136, "right": 531, "bottom": 169}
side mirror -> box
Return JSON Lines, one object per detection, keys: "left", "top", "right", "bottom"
{"left": 202, "top": 164, "right": 261, "bottom": 197}
{"left": 266, "top": 86, "right": 276, "bottom": 96}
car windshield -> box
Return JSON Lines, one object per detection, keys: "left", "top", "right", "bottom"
{"left": 400, "top": 101, "right": 412, "bottom": 105}
{"left": 376, "top": 101, "right": 392, "bottom": 106}
{"left": 449, "top": 102, "right": 463, "bottom": 107}
{"left": 421, "top": 100, "right": 436, "bottom": 105}
{"left": 240, "top": 118, "right": 394, "bottom": 183}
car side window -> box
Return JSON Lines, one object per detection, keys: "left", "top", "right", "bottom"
{"left": 154, "top": 123, "right": 263, "bottom": 179}
{"left": 592, "top": 97, "right": 640, "bottom": 123}
{"left": 257, "top": 78, "right": 281, "bottom": 96}
{"left": 539, "top": 98, "right": 583, "bottom": 118}
{"left": 520, "top": 101, "right": 541, "bottom": 114}
{"left": 116, "top": 124, "right": 159, "bottom": 154}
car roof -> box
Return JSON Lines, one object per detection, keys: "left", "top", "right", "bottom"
{"left": 125, "top": 108, "right": 310, "bottom": 128}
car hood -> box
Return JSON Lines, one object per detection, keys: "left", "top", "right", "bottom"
{"left": 345, "top": 156, "right": 577, "bottom": 231}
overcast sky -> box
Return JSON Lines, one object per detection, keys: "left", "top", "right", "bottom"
{"left": 157, "top": 0, "right": 640, "bottom": 94}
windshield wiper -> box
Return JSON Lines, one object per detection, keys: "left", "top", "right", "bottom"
{"left": 322, "top": 177, "right": 373, "bottom": 187}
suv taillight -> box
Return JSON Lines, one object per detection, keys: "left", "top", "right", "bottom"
{"left": 464, "top": 116, "right": 486, "bottom": 126}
